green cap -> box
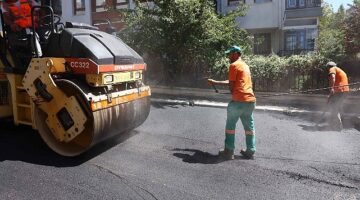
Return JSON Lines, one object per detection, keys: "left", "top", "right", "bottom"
{"left": 225, "top": 45, "right": 242, "bottom": 55}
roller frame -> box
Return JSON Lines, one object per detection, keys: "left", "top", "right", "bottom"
{"left": 22, "top": 58, "right": 87, "bottom": 142}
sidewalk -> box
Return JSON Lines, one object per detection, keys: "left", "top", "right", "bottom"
{"left": 150, "top": 85, "right": 360, "bottom": 118}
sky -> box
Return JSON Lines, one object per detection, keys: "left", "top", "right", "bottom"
{"left": 324, "top": 0, "right": 353, "bottom": 11}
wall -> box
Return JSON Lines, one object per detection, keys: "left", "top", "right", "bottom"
{"left": 61, "top": 0, "right": 91, "bottom": 25}
{"left": 236, "top": 1, "right": 281, "bottom": 29}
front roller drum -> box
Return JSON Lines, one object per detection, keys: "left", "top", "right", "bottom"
{"left": 35, "top": 81, "right": 150, "bottom": 157}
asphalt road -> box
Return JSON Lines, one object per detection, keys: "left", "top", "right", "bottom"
{"left": 0, "top": 102, "right": 359, "bottom": 200}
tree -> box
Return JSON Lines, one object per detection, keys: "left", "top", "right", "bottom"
{"left": 344, "top": 0, "right": 360, "bottom": 56}
{"left": 118, "top": 0, "right": 251, "bottom": 84}
{"left": 316, "top": 3, "right": 346, "bottom": 61}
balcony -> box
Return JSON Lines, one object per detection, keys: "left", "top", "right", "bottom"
{"left": 284, "top": 0, "right": 322, "bottom": 21}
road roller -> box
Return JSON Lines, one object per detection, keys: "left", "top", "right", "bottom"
{"left": 0, "top": 5, "right": 151, "bottom": 156}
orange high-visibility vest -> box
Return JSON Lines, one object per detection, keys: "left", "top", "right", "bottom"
{"left": 2, "top": 0, "right": 37, "bottom": 29}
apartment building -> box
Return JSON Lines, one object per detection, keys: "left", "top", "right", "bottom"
{"left": 60, "top": 0, "right": 126, "bottom": 31}
{"left": 217, "top": 0, "right": 322, "bottom": 56}
{"left": 56, "top": 0, "right": 142, "bottom": 32}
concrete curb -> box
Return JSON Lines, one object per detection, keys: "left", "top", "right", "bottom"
{"left": 151, "top": 98, "right": 360, "bottom": 130}
{"left": 150, "top": 85, "right": 360, "bottom": 116}
{"left": 150, "top": 85, "right": 360, "bottom": 129}
{"left": 151, "top": 98, "right": 318, "bottom": 116}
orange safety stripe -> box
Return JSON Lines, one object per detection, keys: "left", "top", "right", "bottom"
{"left": 225, "top": 129, "right": 235, "bottom": 134}
{"left": 90, "top": 90, "right": 150, "bottom": 111}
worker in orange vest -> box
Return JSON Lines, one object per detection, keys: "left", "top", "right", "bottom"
{"left": 325, "top": 61, "right": 349, "bottom": 131}
{"left": 1, "top": 0, "right": 39, "bottom": 32}
{"left": 208, "top": 46, "right": 257, "bottom": 160}
{"left": 1, "top": 0, "right": 41, "bottom": 68}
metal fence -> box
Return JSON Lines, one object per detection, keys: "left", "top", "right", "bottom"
{"left": 253, "top": 68, "right": 360, "bottom": 94}
{"left": 253, "top": 68, "right": 329, "bottom": 94}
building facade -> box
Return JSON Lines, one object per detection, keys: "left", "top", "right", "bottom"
{"left": 58, "top": 0, "right": 146, "bottom": 32}
{"left": 217, "top": 0, "right": 322, "bottom": 56}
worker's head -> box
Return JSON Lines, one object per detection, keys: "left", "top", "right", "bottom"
{"left": 225, "top": 45, "right": 242, "bottom": 62}
{"left": 326, "top": 61, "right": 337, "bottom": 69}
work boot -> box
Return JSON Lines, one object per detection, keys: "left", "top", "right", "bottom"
{"left": 240, "top": 149, "right": 255, "bottom": 159}
{"left": 218, "top": 148, "right": 234, "bottom": 160}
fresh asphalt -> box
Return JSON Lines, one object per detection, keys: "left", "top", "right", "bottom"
{"left": 0, "top": 99, "right": 359, "bottom": 200}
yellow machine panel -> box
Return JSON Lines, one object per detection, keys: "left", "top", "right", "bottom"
{"left": 86, "top": 70, "right": 143, "bottom": 87}
{"left": 6, "top": 74, "right": 35, "bottom": 127}
{"left": 22, "top": 58, "right": 87, "bottom": 142}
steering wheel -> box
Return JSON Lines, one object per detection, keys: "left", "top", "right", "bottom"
{"left": 38, "top": 14, "right": 62, "bottom": 27}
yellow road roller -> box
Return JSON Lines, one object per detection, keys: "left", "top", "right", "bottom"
{"left": 0, "top": 5, "right": 150, "bottom": 156}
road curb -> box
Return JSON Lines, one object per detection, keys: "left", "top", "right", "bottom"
{"left": 150, "top": 85, "right": 360, "bottom": 117}
{"left": 151, "top": 98, "right": 318, "bottom": 115}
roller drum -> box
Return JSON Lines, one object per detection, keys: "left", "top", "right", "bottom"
{"left": 35, "top": 80, "right": 150, "bottom": 157}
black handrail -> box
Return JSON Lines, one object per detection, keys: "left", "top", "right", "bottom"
{"left": 31, "top": 5, "right": 55, "bottom": 58}
{"left": 0, "top": 8, "right": 12, "bottom": 68}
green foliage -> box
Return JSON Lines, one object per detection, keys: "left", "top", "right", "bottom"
{"left": 242, "top": 54, "right": 328, "bottom": 81}
{"left": 317, "top": 3, "right": 346, "bottom": 61}
{"left": 344, "top": 0, "right": 360, "bottom": 55}
{"left": 118, "top": 0, "right": 252, "bottom": 83}
{"left": 239, "top": 54, "right": 329, "bottom": 92}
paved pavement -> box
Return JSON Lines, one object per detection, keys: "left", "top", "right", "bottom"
{"left": 1, "top": 104, "right": 359, "bottom": 200}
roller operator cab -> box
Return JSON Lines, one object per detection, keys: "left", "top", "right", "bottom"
{"left": 0, "top": 5, "right": 151, "bottom": 156}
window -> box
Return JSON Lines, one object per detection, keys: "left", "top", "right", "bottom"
{"left": 285, "top": 30, "right": 306, "bottom": 51}
{"left": 95, "top": 0, "right": 106, "bottom": 12}
{"left": 254, "top": 33, "right": 271, "bottom": 55}
{"left": 299, "top": 0, "right": 305, "bottom": 7}
{"left": 93, "top": 0, "right": 129, "bottom": 12}
{"left": 287, "top": 0, "right": 296, "bottom": 8}
{"left": 74, "top": 0, "right": 86, "bottom": 15}
{"left": 254, "top": 0, "right": 271, "bottom": 3}
{"left": 306, "top": 28, "right": 317, "bottom": 50}
{"left": 114, "top": 0, "right": 128, "bottom": 9}
{"left": 307, "top": 0, "right": 321, "bottom": 7}
{"left": 286, "top": 0, "right": 321, "bottom": 9}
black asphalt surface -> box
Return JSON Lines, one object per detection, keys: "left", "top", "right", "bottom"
{"left": 0, "top": 102, "right": 359, "bottom": 200}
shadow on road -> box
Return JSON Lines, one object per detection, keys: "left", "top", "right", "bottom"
{"left": 172, "top": 148, "right": 247, "bottom": 164}
{"left": 0, "top": 120, "right": 139, "bottom": 167}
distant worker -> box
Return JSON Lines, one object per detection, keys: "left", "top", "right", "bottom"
{"left": 325, "top": 61, "right": 349, "bottom": 131}
{"left": 208, "top": 46, "right": 256, "bottom": 160}
{"left": 0, "top": 0, "right": 41, "bottom": 67}
{"left": 1, "top": 0, "right": 38, "bottom": 32}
